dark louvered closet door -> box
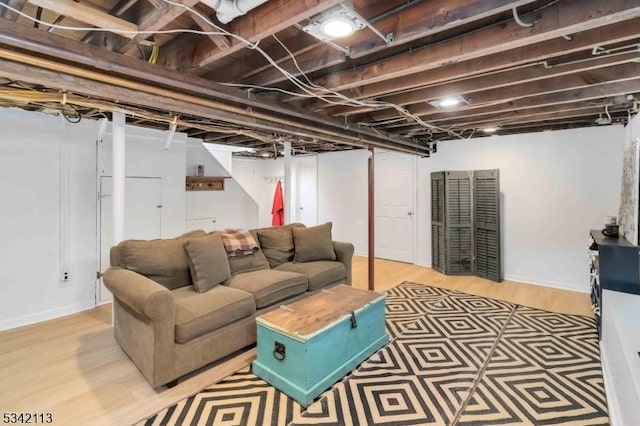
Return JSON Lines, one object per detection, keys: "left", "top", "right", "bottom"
{"left": 445, "top": 171, "right": 473, "bottom": 274}
{"left": 431, "top": 172, "right": 446, "bottom": 273}
{"left": 474, "top": 169, "right": 501, "bottom": 282}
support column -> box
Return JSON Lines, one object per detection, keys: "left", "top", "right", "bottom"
{"left": 368, "top": 147, "right": 375, "bottom": 291}
{"left": 112, "top": 110, "right": 126, "bottom": 245}
{"left": 283, "top": 141, "right": 292, "bottom": 224}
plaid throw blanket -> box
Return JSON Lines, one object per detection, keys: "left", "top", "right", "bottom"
{"left": 221, "top": 229, "right": 259, "bottom": 257}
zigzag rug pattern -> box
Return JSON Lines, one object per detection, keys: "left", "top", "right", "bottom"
{"left": 140, "top": 283, "right": 608, "bottom": 426}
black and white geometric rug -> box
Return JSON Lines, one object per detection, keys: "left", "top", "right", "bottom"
{"left": 140, "top": 282, "right": 609, "bottom": 426}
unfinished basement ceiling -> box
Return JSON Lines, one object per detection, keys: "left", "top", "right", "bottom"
{"left": 0, "top": 0, "right": 639, "bottom": 157}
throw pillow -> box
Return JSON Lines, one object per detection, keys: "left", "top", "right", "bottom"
{"left": 118, "top": 230, "right": 206, "bottom": 290}
{"left": 293, "top": 222, "right": 336, "bottom": 262}
{"left": 183, "top": 232, "right": 231, "bottom": 292}
{"left": 257, "top": 227, "right": 295, "bottom": 268}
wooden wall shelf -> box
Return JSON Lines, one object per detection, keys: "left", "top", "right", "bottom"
{"left": 186, "top": 176, "right": 226, "bottom": 191}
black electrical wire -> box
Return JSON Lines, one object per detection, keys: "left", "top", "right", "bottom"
{"left": 62, "top": 106, "right": 82, "bottom": 124}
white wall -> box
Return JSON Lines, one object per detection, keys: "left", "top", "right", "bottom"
{"left": 186, "top": 141, "right": 258, "bottom": 231}
{"left": 417, "top": 126, "right": 624, "bottom": 292}
{"left": 316, "top": 126, "right": 625, "bottom": 292}
{"left": 318, "top": 150, "right": 370, "bottom": 255}
{"left": 0, "top": 108, "right": 98, "bottom": 330}
{"left": 99, "top": 125, "right": 187, "bottom": 239}
{"left": 0, "top": 108, "right": 193, "bottom": 330}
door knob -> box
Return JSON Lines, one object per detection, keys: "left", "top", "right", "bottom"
{"left": 299, "top": 207, "right": 304, "bottom": 210}
{"left": 407, "top": 212, "right": 413, "bottom": 216}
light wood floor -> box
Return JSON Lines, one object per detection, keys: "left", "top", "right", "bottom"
{"left": 0, "top": 257, "right": 592, "bottom": 425}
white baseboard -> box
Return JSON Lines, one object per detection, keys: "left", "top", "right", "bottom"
{"left": 503, "top": 274, "right": 589, "bottom": 294}
{"left": 0, "top": 302, "right": 95, "bottom": 332}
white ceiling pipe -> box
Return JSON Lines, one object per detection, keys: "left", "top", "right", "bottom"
{"left": 200, "top": 0, "right": 269, "bottom": 24}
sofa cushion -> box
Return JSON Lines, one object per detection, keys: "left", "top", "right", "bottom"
{"left": 275, "top": 261, "right": 346, "bottom": 291}
{"left": 184, "top": 232, "right": 231, "bottom": 293}
{"left": 227, "top": 250, "right": 270, "bottom": 276}
{"left": 257, "top": 227, "right": 295, "bottom": 268}
{"left": 293, "top": 222, "right": 336, "bottom": 263}
{"left": 115, "top": 230, "right": 206, "bottom": 290}
{"left": 173, "top": 285, "right": 255, "bottom": 344}
{"left": 227, "top": 270, "right": 308, "bottom": 309}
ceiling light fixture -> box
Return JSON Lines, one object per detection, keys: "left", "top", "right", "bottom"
{"left": 321, "top": 16, "right": 357, "bottom": 38}
{"left": 483, "top": 126, "right": 499, "bottom": 133}
{"left": 301, "top": 4, "right": 368, "bottom": 42}
{"left": 427, "top": 95, "right": 467, "bottom": 109}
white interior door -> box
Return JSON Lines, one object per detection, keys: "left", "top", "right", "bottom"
{"left": 375, "top": 151, "right": 415, "bottom": 263}
{"left": 97, "top": 176, "right": 162, "bottom": 304}
{"left": 295, "top": 155, "right": 318, "bottom": 226}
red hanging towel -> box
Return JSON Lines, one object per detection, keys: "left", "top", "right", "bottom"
{"left": 271, "top": 180, "right": 285, "bottom": 226}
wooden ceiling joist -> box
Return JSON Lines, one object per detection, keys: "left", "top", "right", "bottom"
{"left": 0, "top": 0, "right": 27, "bottom": 21}
{"left": 328, "top": 50, "right": 640, "bottom": 117}
{"left": 114, "top": 0, "right": 200, "bottom": 54}
{"left": 380, "top": 79, "right": 640, "bottom": 131}
{"left": 401, "top": 101, "right": 623, "bottom": 134}
{"left": 0, "top": 55, "right": 430, "bottom": 155}
{"left": 284, "top": 16, "right": 640, "bottom": 112}
{"left": 300, "top": 0, "right": 640, "bottom": 93}
{"left": 242, "top": 0, "right": 540, "bottom": 86}
{"left": 189, "top": 6, "right": 231, "bottom": 50}
{"left": 0, "top": 20, "right": 423, "bottom": 153}
{"left": 26, "top": 0, "right": 139, "bottom": 38}
{"left": 162, "top": 0, "right": 343, "bottom": 72}
{"left": 361, "top": 62, "right": 640, "bottom": 123}
{"left": 1, "top": 0, "right": 638, "bottom": 147}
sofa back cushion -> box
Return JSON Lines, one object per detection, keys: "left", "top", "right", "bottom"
{"left": 293, "top": 222, "right": 337, "bottom": 263}
{"left": 257, "top": 227, "right": 296, "bottom": 268}
{"left": 227, "top": 250, "right": 270, "bottom": 275}
{"left": 184, "top": 232, "right": 231, "bottom": 292}
{"left": 112, "top": 230, "right": 206, "bottom": 290}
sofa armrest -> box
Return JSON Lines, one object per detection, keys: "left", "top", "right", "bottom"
{"left": 334, "top": 241, "right": 355, "bottom": 285}
{"left": 103, "top": 267, "right": 174, "bottom": 322}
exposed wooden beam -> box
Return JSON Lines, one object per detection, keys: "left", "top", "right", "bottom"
{"left": 27, "top": 0, "right": 139, "bottom": 39}
{"left": 0, "top": 23, "right": 426, "bottom": 154}
{"left": 146, "top": 0, "right": 165, "bottom": 8}
{"left": 115, "top": 0, "right": 200, "bottom": 54}
{"left": 162, "top": 0, "right": 342, "bottom": 73}
{"left": 301, "top": 0, "right": 640, "bottom": 93}
{"left": 244, "top": 0, "right": 539, "bottom": 86}
{"left": 0, "top": 19, "right": 423, "bottom": 153}
{"left": 380, "top": 79, "right": 640, "bottom": 129}
{"left": 0, "top": 0, "right": 27, "bottom": 21}
{"left": 189, "top": 6, "right": 230, "bottom": 50}
{"left": 403, "top": 101, "right": 625, "bottom": 133}
{"left": 423, "top": 106, "right": 627, "bottom": 133}
{"left": 337, "top": 51, "right": 640, "bottom": 119}
{"left": 0, "top": 55, "right": 429, "bottom": 155}
{"left": 287, "top": 17, "right": 640, "bottom": 110}
{"left": 364, "top": 62, "right": 640, "bottom": 123}
{"left": 213, "top": 31, "right": 323, "bottom": 81}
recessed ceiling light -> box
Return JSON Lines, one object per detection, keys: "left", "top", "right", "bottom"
{"left": 483, "top": 126, "right": 499, "bottom": 133}
{"left": 427, "top": 95, "right": 467, "bottom": 109}
{"left": 301, "top": 5, "right": 367, "bottom": 42}
{"left": 321, "top": 17, "right": 356, "bottom": 38}
{"left": 439, "top": 97, "right": 461, "bottom": 107}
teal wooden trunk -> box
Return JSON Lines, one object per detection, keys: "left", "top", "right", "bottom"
{"left": 252, "top": 287, "right": 388, "bottom": 407}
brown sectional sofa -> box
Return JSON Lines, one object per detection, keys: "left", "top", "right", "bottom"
{"left": 103, "top": 223, "right": 354, "bottom": 388}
